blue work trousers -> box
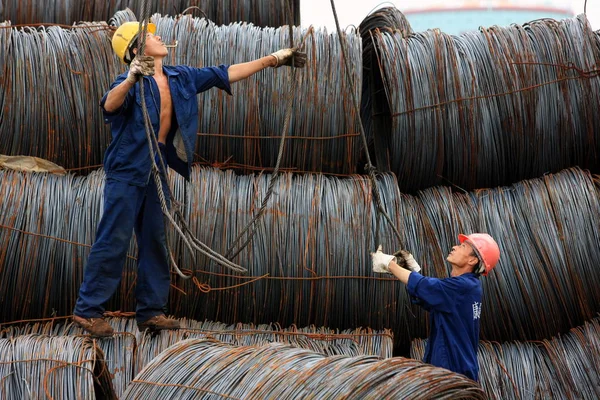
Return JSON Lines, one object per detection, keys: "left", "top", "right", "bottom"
{"left": 74, "top": 149, "right": 171, "bottom": 323}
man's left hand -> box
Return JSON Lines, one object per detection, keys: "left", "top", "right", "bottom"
{"left": 271, "top": 48, "right": 307, "bottom": 68}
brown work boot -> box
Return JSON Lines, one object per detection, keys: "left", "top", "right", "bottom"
{"left": 137, "top": 315, "right": 180, "bottom": 332}
{"left": 72, "top": 315, "right": 114, "bottom": 337}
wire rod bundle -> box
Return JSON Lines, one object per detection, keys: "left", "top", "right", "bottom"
{"left": 0, "top": 0, "right": 300, "bottom": 27}
{"left": 366, "top": 14, "right": 600, "bottom": 192}
{"left": 121, "top": 339, "right": 486, "bottom": 399}
{"left": 358, "top": 6, "right": 413, "bottom": 160}
{"left": 0, "top": 334, "right": 115, "bottom": 399}
{"left": 411, "top": 316, "right": 600, "bottom": 399}
{"left": 2, "top": 166, "right": 600, "bottom": 354}
{"left": 1, "top": 316, "right": 392, "bottom": 397}
{"left": 0, "top": 13, "right": 363, "bottom": 174}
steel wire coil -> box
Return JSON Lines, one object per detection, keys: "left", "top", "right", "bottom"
{"left": 412, "top": 316, "right": 600, "bottom": 400}
{"left": 358, "top": 6, "right": 413, "bottom": 164}
{"left": 0, "top": 12, "right": 362, "bottom": 174}
{"left": 0, "top": 1, "right": 300, "bottom": 27}
{"left": 121, "top": 338, "right": 486, "bottom": 399}
{"left": 2, "top": 166, "right": 600, "bottom": 354}
{"left": 365, "top": 14, "right": 600, "bottom": 192}
{"left": 1, "top": 317, "right": 392, "bottom": 397}
{"left": 0, "top": 334, "right": 115, "bottom": 399}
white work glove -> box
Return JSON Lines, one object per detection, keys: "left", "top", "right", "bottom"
{"left": 398, "top": 250, "right": 421, "bottom": 273}
{"left": 371, "top": 245, "right": 397, "bottom": 274}
{"left": 270, "top": 47, "right": 307, "bottom": 68}
{"left": 126, "top": 55, "right": 155, "bottom": 84}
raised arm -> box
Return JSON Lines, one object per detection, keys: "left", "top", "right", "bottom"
{"left": 227, "top": 48, "right": 307, "bottom": 83}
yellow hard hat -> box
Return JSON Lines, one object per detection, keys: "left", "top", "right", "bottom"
{"left": 112, "top": 21, "right": 156, "bottom": 63}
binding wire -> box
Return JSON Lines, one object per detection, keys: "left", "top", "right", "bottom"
{"left": 121, "top": 339, "right": 485, "bottom": 399}
{"left": 0, "top": 13, "right": 362, "bottom": 175}
{"left": 366, "top": 14, "right": 600, "bottom": 192}
{"left": 2, "top": 166, "right": 600, "bottom": 354}
{"left": 0, "top": 0, "right": 300, "bottom": 27}
{"left": 412, "top": 316, "right": 600, "bottom": 400}
{"left": 2, "top": 317, "right": 393, "bottom": 397}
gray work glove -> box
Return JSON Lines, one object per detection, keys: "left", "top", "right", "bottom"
{"left": 271, "top": 47, "right": 307, "bottom": 68}
{"left": 398, "top": 250, "right": 421, "bottom": 273}
{"left": 126, "top": 55, "right": 155, "bottom": 84}
{"left": 371, "top": 245, "right": 397, "bottom": 274}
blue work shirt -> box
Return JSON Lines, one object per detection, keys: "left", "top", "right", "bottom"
{"left": 407, "top": 272, "right": 482, "bottom": 381}
{"left": 100, "top": 65, "right": 232, "bottom": 186}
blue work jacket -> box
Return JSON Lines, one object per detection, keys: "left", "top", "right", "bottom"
{"left": 407, "top": 272, "right": 482, "bottom": 381}
{"left": 100, "top": 65, "right": 231, "bottom": 186}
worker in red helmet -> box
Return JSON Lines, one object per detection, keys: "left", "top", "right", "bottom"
{"left": 371, "top": 233, "right": 500, "bottom": 381}
{"left": 73, "top": 21, "right": 306, "bottom": 337}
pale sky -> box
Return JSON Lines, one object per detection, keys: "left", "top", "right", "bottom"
{"left": 300, "top": 0, "right": 599, "bottom": 31}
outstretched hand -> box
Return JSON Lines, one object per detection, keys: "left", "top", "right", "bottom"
{"left": 271, "top": 48, "right": 307, "bottom": 68}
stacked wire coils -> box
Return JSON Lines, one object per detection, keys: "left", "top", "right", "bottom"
{"left": 0, "top": 13, "right": 362, "bottom": 174}
{"left": 364, "top": 14, "right": 600, "bottom": 192}
{"left": 0, "top": 0, "right": 300, "bottom": 27}
{"left": 2, "top": 166, "right": 600, "bottom": 354}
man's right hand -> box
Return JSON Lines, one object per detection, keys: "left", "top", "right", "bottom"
{"left": 126, "top": 56, "right": 155, "bottom": 84}
{"left": 270, "top": 48, "right": 307, "bottom": 68}
{"left": 398, "top": 250, "right": 421, "bottom": 273}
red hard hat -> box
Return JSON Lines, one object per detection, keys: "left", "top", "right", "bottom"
{"left": 458, "top": 233, "right": 500, "bottom": 276}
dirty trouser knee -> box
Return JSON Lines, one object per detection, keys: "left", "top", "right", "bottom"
{"left": 134, "top": 165, "right": 171, "bottom": 323}
{"left": 74, "top": 178, "right": 145, "bottom": 318}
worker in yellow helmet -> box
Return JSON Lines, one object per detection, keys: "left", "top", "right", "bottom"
{"left": 371, "top": 233, "right": 500, "bottom": 381}
{"left": 73, "top": 21, "right": 306, "bottom": 337}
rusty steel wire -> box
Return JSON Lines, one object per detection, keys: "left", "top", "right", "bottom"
{"left": 0, "top": 12, "right": 363, "bottom": 175}
{"left": 1, "top": 317, "right": 392, "bottom": 397}
{"left": 412, "top": 316, "right": 600, "bottom": 400}
{"left": 366, "top": 14, "right": 600, "bottom": 193}
{"left": 0, "top": 334, "right": 115, "bottom": 399}
{"left": 0, "top": 1, "right": 300, "bottom": 27}
{"left": 121, "top": 339, "right": 486, "bottom": 399}
{"left": 2, "top": 166, "right": 600, "bottom": 356}
{"left": 358, "top": 6, "right": 413, "bottom": 162}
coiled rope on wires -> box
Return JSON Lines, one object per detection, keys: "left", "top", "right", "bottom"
{"left": 328, "top": 0, "right": 404, "bottom": 249}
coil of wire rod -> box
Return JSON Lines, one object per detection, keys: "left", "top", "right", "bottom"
{"left": 412, "top": 316, "right": 600, "bottom": 400}
{"left": 120, "top": 339, "right": 485, "bottom": 399}
{"left": 0, "top": 334, "right": 115, "bottom": 399}
{"left": 358, "top": 6, "right": 413, "bottom": 166}
{"left": 2, "top": 166, "right": 600, "bottom": 354}
{"left": 365, "top": 14, "right": 600, "bottom": 192}
{"left": 1, "top": 317, "right": 392, "bottom": 397}
{"left": 0, "top": 0, "right": 300, "bottom": 27}
{"left": 0, "top": 12, "right": 362, "bottom": 174}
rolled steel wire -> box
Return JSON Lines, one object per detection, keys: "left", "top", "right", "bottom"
{"left": 121, "top": 338, "right": 485, "bottom": 399}
{"left": 1, "top": 316, "right": 392, "bottom": 397}
{"left": 3, "top": 166, "right": 600, "bottom": 355}
{"left": 412, "top": 316, "right": 600, "bottom": 400}
{"left": 366, "top": 14, "right": 600, "bottom": 192}
{"left": 0, "top": 12, "right": 363, "bottom": 175}
{"left": 0, "top": 0, "right": 300, "bottom": 27}
{"left": 358, "top": 6, "right": 413, "bottom": 165}
{"left": 0, "top": 334, "right": 115, "bottom": 399}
